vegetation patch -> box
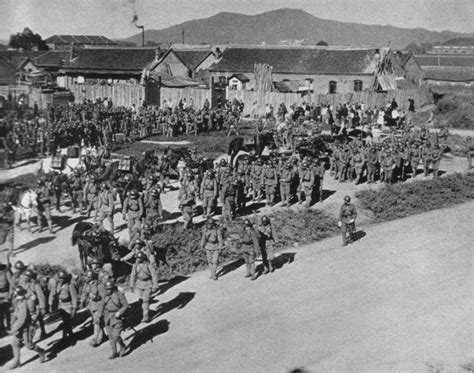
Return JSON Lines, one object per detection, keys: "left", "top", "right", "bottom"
{"left": 434, "top": 93, "right": 474, "bottom": 130}
{"left": 356, "top": 173, "right": 474, "bottom": 221}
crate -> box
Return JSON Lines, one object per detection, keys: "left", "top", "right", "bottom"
{"left": 51, "top": 155, "right": 64, "bottom": 170}
{"left": 67, "top": 146, "right": 80, "bottom": 158}
{"left": 114, "top": 133, "right": 126, "bottom": 143}
{"left": 119, "top": 158, "right": 132, "bottom": 172}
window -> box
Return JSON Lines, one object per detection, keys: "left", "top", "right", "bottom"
{"left": 353, "top": 80, "right": 363, "bottom": 92}
{"left": 329, "top": 81, "right": 337, "bottom": 94}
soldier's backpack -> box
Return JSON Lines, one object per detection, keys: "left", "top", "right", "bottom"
{"left": 119, "top": 158, "right": 132, "bottom": 172}
{"left": 51, "top": 155, "right": 65, "bottom": 170}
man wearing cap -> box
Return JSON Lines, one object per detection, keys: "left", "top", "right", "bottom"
{"left": 339, "top": 196, "right": 357, "bottom": 246}
{"left": 367, "top": 147, "right": 378, "bottom": 183}
{"left": 97, "top": 182, "right": 116, "bottom": 233}
{"left": 144, "top": 188, "right": 163, "bottom": 230}
{"left": 201, "top": 218, "right": 223, "bottom": 281}
{"left": 122, "top": 190, "right": 143, "bottom": 240}
{"left": 421, "top": 142, "right": 432, "bottom": 177}
{"left": 130, "top": 251, "right": 158, "bottom": 323}
{"left": 80, "top": 269, "right": 106, "bottom": 347}
{"left": 9, "top": 285, "right": 46, "bottom": 369}
{"left": 99, "top": 280, "right": 128, "bottom": 359}
{"left": 382, "top": 150, "right": 396, "bottom": 184}
{"left": 48, "top": 270, "right": 78, "bottom": 343}
{"left": 221, "top": 178, "right": 239, "bottom": 221}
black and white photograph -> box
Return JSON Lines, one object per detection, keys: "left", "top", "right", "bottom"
{"left": 0, "top": 0, "right": 473, "bottom": 371}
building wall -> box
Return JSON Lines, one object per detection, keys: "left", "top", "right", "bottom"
{"left": 210, "top": 71, "right": 374, "bottom": 94}
{"left": 152, "top": 52, "right": 189, "bottom": 77}
{"left": 195, "top": 54, "right": 216, "bottom": 72}
{"left": 402, "top": 57, "right": 424, "bottom": 85}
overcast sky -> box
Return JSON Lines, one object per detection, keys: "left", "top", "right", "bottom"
{"left": 1, "top": 0, "right": 473, "bottom": 41}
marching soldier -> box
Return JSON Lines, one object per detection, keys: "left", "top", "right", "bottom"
{"left": 410, "top": 142, "right": 422, "bottom": 178}
{"left": 83, "top": 175, "right": 99, "bottom": 220}
{"left": 200, "top": 170, "right": 217, "bottom": 218}
{"left": 80, "top": 269, "right": 106, "bottom": 347}
{"left": 48, "top": 270, "right": 78, "bottom": 343}
{"left": 36, "top": 179, "right": 54, "bottom": 233}
{"left": 298, "top": 161, "right": 314, "bottom": 208}
{"left": 421, "top": 142, "right": 432, "bottom": 177}
{"left": 22, "top": 269, "right": 47, "bottom": 343}
{"left": 9, "top": 285, "right": 46, "bottom": 369}
{"left": 0, "top": 201, "right": 15, "bottom": 257}
{"left": 69, "top": 169, "right": 85, "bottom": 213}
{"left": 221, "top": 178, "right": 239, "bottom": 221}
{"left": 0, "top": 261, "right": 12, "bottom": 335}
{"left": 97, "top": 182, "right": 115, "bottom": 233}
{"left": 258, "top": 216, "right": 277, "bottom": 274}
{"left": 250, "top": 158, "right": 264, "bottom": 202}
{"left": 99, "top": 280, "right": 128, "bottom": 359}
{"left": 366, "top": 147, "right": 378, "bottom": 183}
{"left": 382, "top": 150, "right": 396, "bottom": 184}
{"left": 431, "top": 144, "right": 443, "bottom": 179}
{"left": 314, "top": 159, "right": 326, "bottom": 201}
{"left": 144, "top": 188, "right": 163, "bottom": 229}
{"left": 178, "top": 185, "right": 196, "bottom": 229}
{"left": 339, "top": 195, "right": 357, "bottom": 246}
{"left": 200, "top": 218, "right": 223, "bottom": 281}
{"left": 240, "top": 219, "right": 260, "bottom": 281}
{"left": 130, "top": 251, "right": 158, "bottom": 323}
{"left": 122, "top": 189, "right": 143, "bottom": 240}
{"left": 122, "top": 239, "right": 156, "bottom": 267}
{"left": 351, "top": 148, "right": 364, "bottom": 185}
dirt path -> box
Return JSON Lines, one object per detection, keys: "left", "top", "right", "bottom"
{"left": 2, "top": 200, "right": 473, "bottom": 372}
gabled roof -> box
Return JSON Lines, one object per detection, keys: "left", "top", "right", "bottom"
{"left": 62, "top": 48, "right": 157, "bottom": 74}
{"left": 174, "top": 50, "right": 214, "bottom": 70}
{"left": 33, "top": 51, "right": 70, "bottom": 67}
{"left": 229, "top": 73, "right": 250, "bottom": 82}
{"left": 0, "top": 58, "right": 17, "bottom": 85}
{"left": 423, "top": 67, "right": 474, "bottom": 82}
{"left": 209, "top": 47, "right": 379, "bottom": 75}
{"left": 0, "top": 51, "right": 47, "bottom": 69}
{"left": 150, "top": 72, "right": 201, "bottom": 88}
{"left": 415, "top": 55, "right": 474, "bottom": 67}
{"left": 45, "top": 35, "right": 116, "bottom": 45}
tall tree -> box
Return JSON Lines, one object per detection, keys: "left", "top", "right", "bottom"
{"left": 9, "top": 28, "right": 49, "bottom": 51}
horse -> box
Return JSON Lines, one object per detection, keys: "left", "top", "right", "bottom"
{"left": 72, "top": 222, "right": 129, "bottom": 274}
{"left": 15, "top": 189, "right": 38, "bottom": 233}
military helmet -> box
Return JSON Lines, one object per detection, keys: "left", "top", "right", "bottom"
{"left": 133, "top": 239, "right": 145, "bottom": 248}
{"left": 13, "top": 285, "right": 26, "bottom": 296}
{"left": 58, "top": 270, "right": 69, "bottom": 279}
{"left": 151, "top": 189, "right": 159, "bottom": 197}
{"left": 14, "top": 260, "right": 26, "bottom": 270}
{"left": 261, "top": 215, "right": 270, "bottom": 223}
{"left": 220, "top": 159, "right": 227, "bottom": 165}
{"left": 86, "top": 269, "right": 98, "bottom": 279}
{"left": 89, "top": 257, "right": 103, "bottom": 266}
{"left": 130, "top": 190, "right": 139, "bottom": 199}
{"left": 104, "top": 280, "right": 115, "bottom": 289}
{"left": 136, "top": 251, "right": 146, "bottom": 260}
{"left": 344, "top": 195, "right": 351, "bottom": 202}
{"left": 244, "top": 219, "right": 252, "bottom": 227}
{"left": 206, "top": 217, "right": 215, "bottom": 227}
{"left": 23, "top": 269, "right": 35, "bottom": 278}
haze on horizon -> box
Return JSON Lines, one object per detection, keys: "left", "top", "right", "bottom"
{"left": 0, "top": 0, "right": 473, "bottom": 41}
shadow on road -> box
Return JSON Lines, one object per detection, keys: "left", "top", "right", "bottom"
{"left": 158, "top": 275, "right": 189, "bottom": 296}
{"left": 217, "top": 258, "right": 245, "bottom": 278}
{"left": 14, "top": 236, "right": 56, "bottom": 254}
{"left": 54, "top": 215, "right": 88, "bottom": 232}
{"left": 123, "top": 319, "right": 170, "bottom": 356}
{"left": 352, "top": 230, "right": 366, "bottom": 242}
{"left": 272, "top": 252, "right": 296, "bottom": 271}
{"left": 0, "top": 344, "right": 13, "bottom": 367}
{"left": 320, "top": 189, "right": 336, "bottom": 202}
{"left": 151, "top": 292, "right": 195, "bottom": 321}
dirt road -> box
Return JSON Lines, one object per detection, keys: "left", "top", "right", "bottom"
{"left": 2, "top": 200, "right": 472, "bottom": 372}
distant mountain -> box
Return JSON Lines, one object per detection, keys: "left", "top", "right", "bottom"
{"left": 122, "top": 8, "right": 473, "bottom": 49}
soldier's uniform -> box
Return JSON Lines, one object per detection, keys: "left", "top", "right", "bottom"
{"left": 80, "top": 272, "right": 106, "bottom": 346}
{"left": 0, "top": 264, "right": 12, "bottom": 334}
{"left": 99, "top": 282, "right": 128, "bottom": 359}
{"left": 240, "top": 222, "right": 260, "bottom": 280}
{"left": 0, "top": 202, "right": 15, "bottom": 257}
{"left": 97, "top": 185, "right": 115, "bottom": 233}
{"left": 9, "top": 287, "right": 46, "bottom": 369}
{"left": 421, "top": 144, "right": 432, "bottom": 177}
{"left": 258, "top": 217, "right": 277, "bottom": 274}
{"left": 22, "top": 271, "right": 47, "bottom": 344}
{"left": 338, "top": 148, "right": 351, "bottom": 182}
{"left": 83, "top": 177, "right": 99, "bottom": 220}
{"left": 466, "top": 137, "right": 474, "bottom": 169}
{"left": 201, "top": 220, "right": 223, "bottom": 281}
{"left": 382, "top": 152, "right": 396, "bottom": 184}
{"left": 315, "top": 160, "right": 325, "bottom": 201}
{"left": 69, "top": 170, "right": 85, "bottom": 213}
{"left": 262, "top": 163, "right": 278, "bottom": 206}
{"left": 122, "top": 191, "right": 144, "bottom": 240}
{"left": 250, "top": 160, "right": 264, "bottom": 201}
{"left": 410, "top": 144, "right": 422, "bottom": 178}
{"left": 367, "top": 148, "right": 378, "bottom": 183}
{"left": 221, "top": 180, "right": 239, "bottom": 221}
{"left": 351, "top": 150, "right": 364, "bottom": 185}
{"left": 279, "top": 164, "right": 294, "bottom": 206}
{"left": 144, "top": 189, "right": 163, "bottom": 230}
{"left": 178, "top": 187, "right": 195, "bottom": 229}
{"left": 339, "top": 197, "right": 357, "bottom": 246}
{"left": 430, "top": 146, "right": 443, "bottom": 178}
{"left": 130, "top": 253, "right": 158, "bottom": 323}
{"left": 200, "top": 173, "right": 217, "bottom": 218}
{"left": 36, "top": 181, "right": 54, "bottom": 233}
{"left": 48, "top": 272, "right": 78, "bottom": 341}
{"left": 298, "top": 163, "right": 314, "bottom": 208}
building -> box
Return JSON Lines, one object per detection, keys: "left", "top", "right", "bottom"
{"left": 146, "top": 48, "right": 215, "bottom": 78}
{"left": 427, "top": 38, "right": 474, "bottom": 55}
{"left": 45, "top": 35, "right": 117, "bottom": 50}
{"left": 209, "top": 46, "right": 422, "bottom": 94}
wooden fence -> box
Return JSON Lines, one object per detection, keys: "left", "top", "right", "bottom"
{"left": 160, "top": 87, "right": 211, "bottom": 109}
{"left": 228, "top": 88, "right": 433, "bottom": 116}
{"left": 69, "top": 83, "right": 145, "bottom": 108}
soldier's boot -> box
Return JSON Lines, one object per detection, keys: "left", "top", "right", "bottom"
{"left": 108, "top": 340, "right": 118, "bottom": 360}
{"left": 47, "top": 219, "right": 54, "bottom": 234}
{"left": 209, "top": 264, "right": 218, "bottom": 281}
{"left": 244, "top": 263, "right": 251, "bottom": 278}
{"left": 34, "top": 345, "right": 46, "bottom": 363}
{"left": 269, "top": 260, "right": 274, "bottom": 273}
{"left": 10, "top": 344, "right": 21, "bottom": 369}
{"left": 141, "top": 304, "right": 150, "bottom": 323}
{"left": 263, "top": 261, "right": 269, "bottom": 274}
{"left": 250, "top": 263, "right": 257, "bottom": 281}
{"left": 90, "top": 324, "right": 101, "bottom": 347}
{"left": 117, "top": 337, "right": 126, "bottom": 357}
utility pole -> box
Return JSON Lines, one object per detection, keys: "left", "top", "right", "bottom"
{"left": 182, "top": 28, "right": 185, "bottom": 44}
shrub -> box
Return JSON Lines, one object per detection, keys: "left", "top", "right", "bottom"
{"left": 356, "top": 173, "right": 474, "bottom": 221}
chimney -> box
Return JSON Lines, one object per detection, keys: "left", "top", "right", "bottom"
{"left": 69, "top": 43, "right": 76, "bottom": 60}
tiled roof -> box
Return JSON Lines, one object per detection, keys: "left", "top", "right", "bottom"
{"left": 33, "top": 51, "right": 70, "bottom": 67}
{"left": 0, "top": 58, "right": 16, "bottom": 85}
{"left": 174, "top": 50, "right": 214, "bottom": 70}
{"left": 209, "top": 47, "right": 378, "bottom": 74}
{"left": 45, "top": 35, "right": 116, "bottom": 45}
{"left": 62, "top": 48, "right": 157, "bottom": 74}
{"left": 415, "top": 55, "right": 474, "bottom": 67}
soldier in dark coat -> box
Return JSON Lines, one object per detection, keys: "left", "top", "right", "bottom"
{"left": 339, "top": 195, "right": 357, "bottom": 246}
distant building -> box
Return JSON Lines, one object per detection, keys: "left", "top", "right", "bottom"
{"left": 209, "top": 46, "right": 422, "bottom": 94}
{"left": 45, "top": 35, "right": 117, "bottom": 50}
{"left": 427, "top": 38, "right": 474, "bottom": 55}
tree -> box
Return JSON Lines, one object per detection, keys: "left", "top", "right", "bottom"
{"left": 316, "top": 40, "right": 329, "bottom": 46}
{"left": 9, "top": 28, "right": 49, "bottom": 51}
